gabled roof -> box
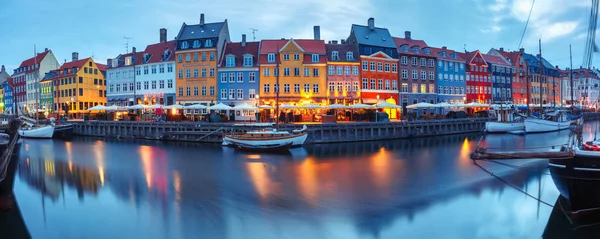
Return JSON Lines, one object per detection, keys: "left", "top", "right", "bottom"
{"left": 429, "top": 47, "right": 464, "bottom": 61}
{"left": 142, "top": 40, "right": 176, "bottom": 64}
{"left": 60, "top": 58, "right": 90, "bottom": 71}
{"left": 259, "top": 39, "right": 288, "bottom": 54}
{"left": 522, "top": 53, "right": 556, "bottom": 70}
{"left": 325, "top": 44, "right": 359, "bottom": 62}
{"left": 219, "top": 41, "right": 260, "bottom": 67}
{"left": 294, "top": 40, "right": 326, "bottom": 54}
{"left": 482, "top": 54, "right": 511, "bottom": 67}
{"left": 465, "top": 50, "right": 487, "bottom": 65}
{"left": 349, "top": 24, "right": 396, "bottom": 49}
{"left": 17, "top": 50, "right": 51, "bottom": 74}
{"left": 393, "top": 37, "right": 428, "bottom": 49}
{"left": 108, "top": 51, "right": 145, "bottom": 69}
{"left": 260, "top": 39, "right": 326, "bottom": 54}
{"left": 176, "top": 22, "right": 225, "bottom": 41}
{"left": 97, "top": 63, "right": 106, "bottom": 72}
{"left": 494, "top": 49, "right": 522, "bottom": 66}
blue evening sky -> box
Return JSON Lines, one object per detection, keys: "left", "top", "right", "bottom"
{"left": 0, "top": 0, "right": 594, "bottom": 73}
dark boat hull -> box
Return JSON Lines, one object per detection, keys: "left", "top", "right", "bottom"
{"left": 233, "top": 142, "right": 293, "bottom": 152}
{"left": 549, "top": 152, "right": 600, "bottom": 214}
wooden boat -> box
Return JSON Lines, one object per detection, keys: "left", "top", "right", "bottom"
{"left": 222, "top": 125, "right": 308, "bottom": 147}
{"left": 485, "top": 106, "right": 524, "bottom": 133}
{"left": 17, "top": 125, "right": 54, "bottom": 139}
{"left": 233, "top": 142, "right": 293, "bottom": 152}
{"left": 524, "top": 113, "right": 572, "bottom": 133}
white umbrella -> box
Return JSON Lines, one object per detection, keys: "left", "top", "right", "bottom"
{"left": 326, "top": 104, "right": 349, "bottom": 109}
{"left": 279, "top": 104, "right": 298, "bottom": 109}
{"left": 350, "top": 103, "right": 374, "bottom": 109}
{"left": 184, "top": 104, "right": 207, "bottom": 109}
{"left": 164, "top": 104, "right": 184, "bottom": 109}
{"left": 128, "top": 104, "right": 146, "bottom": 110}
{"left": 147, "top": 104, "right": 163, "bottom": 109}
{"left": 435, "top": 102, "right": 454, "bottom": 108}
{"left": 232, "top": 103, "right": 256, "bottom": 110}
{"left": 209, "top": 103, "right": 232, "bottom": 110}
{"left": 87, "top": 105, "right": 106, "bottom": 111}
{"left": 406, "top": 102, "right": 436, "bottom": 109}
{"left": 300, "top": 104, "right": 322, "bottom": 109}
{"left": 258, "top": 105, "right": 273, "bottom": 109}
{"left": 374, "top": 101, "right": 401, "bottom": 108}
{"left": 104, "top": 105, "right": 120, "bottom": 111}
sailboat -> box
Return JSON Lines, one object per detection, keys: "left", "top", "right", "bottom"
{"left": 485, "top": 91, "right": 524, "bottom": 133}
{"left": 18, "top": 45, "right": 54, "bottom": 139}
{"left": 524, "top": 39, "right": 572, "bottom": 133}
{"left": 222, "top": 47, "right": 308, "bottom": 150}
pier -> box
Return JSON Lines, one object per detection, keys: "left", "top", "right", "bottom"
{"left": 71, "top": 118, "right": 491, "bottom": 144}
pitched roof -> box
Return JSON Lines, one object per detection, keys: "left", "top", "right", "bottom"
{"left": 494, "top": 49, "right": 521, "bottom": 66}
{"left": 97, "top": 63, "right": 106, "bottom": 72}
{"left": 176, "top": 22, "right": 225, "bottom": 41}
{"left": 482, "top": 54, "right": 511, "bottom": 67}
{"left": 142, "top": 40, "right": 176, "bottom": 64}
{"left": 349, "top": 24, "right": 396, "bottom": 49}
{"left": 60, "top": 58, "right": 90, "bottom": 71}
{"left": 219, "top": 41, "right": 260, "bottom": 67}
{"left": 429, "top": 47, "right": 464, "bottom": 61}
{"left": 325, "top": 44, "right": 359, "bottom": 62}
{"left": 108, "top": 51, "right": 145, "bottom": 69}
{"left": 522, "top": 53, "right": 556, "bottom": 70}
{"left": 17, "top": 50, "right": 51, "bottom": 74}
{"left": 259, "top": 39, "right": 326, "bottom": 54}
{"left": 259, "top": 40, "right": 288, "bottom": 54}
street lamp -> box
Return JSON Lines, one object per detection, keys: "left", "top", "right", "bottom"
{"left": 376, "top": 95, "right": 380, "bottom": 122}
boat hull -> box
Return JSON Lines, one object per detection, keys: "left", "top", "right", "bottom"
{"left": 233, "top": 142, "right": 293, "bottom": 152}
{"left": 17, "top": 125, "right": 54, "bottom": 139}
{"left": 549, "top": 147, "right": 600, "bottom": 214}
{"left": 223, "top": 133, "right": 307, "bottom": 147}
{"left": 485, "top": 122, "right": 525, "bottom": 133}
{"left": 524, "top": 118, "right": 571, "bottom": 133}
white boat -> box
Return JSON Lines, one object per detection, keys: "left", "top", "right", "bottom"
{"left": 485, "top": 122, "right": 525, "bottom": 133}
{"left": 222, "top": 125, "right": 308, "bottom": 148}
{"left": 18, "top": 125, "right": 54, "bottom": 139}
{"left": 524, "top": 118, "right": 571, "bottom": 133}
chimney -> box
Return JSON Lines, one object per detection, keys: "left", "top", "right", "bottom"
{"left": 132, "top": 47, "right": 136, "bottom": 53}
{"left": 1, "top": 65, "right": 4, "bottom": 72}
{"left": 72, "top": 52, "right": 79, "bottom": 62}
{"left": 107, "top": 59, "right": 112, "bottom": 66}
{"left": 442, "top": 46, "right": 447, "bottom": 51}
{"left": 368, "top": 17, "right": 375, "bottom": 30}
{"left": 332, "top": 40, "right": 338, "bottom": 44}
{"left": 241, "top": 34, "right": 247, "bottom": 47}
{"left": 200, "top": 13, "right": 205, "bottom": 25}
{"left": 341, "top": 39, "right": 346, "bottom": 44}
{"left": 313, "top": 26, "right": 320, "bottom": 40}
{"left": 519, "top": 48, "right": 524, "bottom": 54}
{"left": 328, "top": 41, "right": 332, "bottom": 44}
{"left": 405, "top": 31, "right": 411, "bottom": 40}
{"left": 499, "top": 47, "right": 504, "bottom": 52}
{"left": 44, "top": 48, "right": 48, "bottom": 52}
{"left": 160, "top": 28, "right": 167, "bottom": 43}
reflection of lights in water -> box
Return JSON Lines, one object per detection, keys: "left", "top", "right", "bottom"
{"left": 98, "top": 167, "right": 105, "bottom": 186}
{"left": 139, "top": 146, "right": 153, "bottom": 189}
{"left": 65, "top": 141, "right": 73, "bottom": 165}
{"left": 298, "top": 157, "right": 318, "bottom": 205}
{"left": 24, "top": 143, "right": 29, "bottom": 151}
{"left": 246, "top": 154, "right": 262, "bottom": 160}
{"left": 370, "top": 147, "right": 392, "bottom": 191}
{"left": 459, "top": 138, "right": 471, "bottom": 167}
{"left": 68, "top": 161, "right": 73, "bottom": 172}
{"left": 26, "top": 158, "right": 29, "bottom": 166}
{"left": 173, "top": 170, "right": 181, "bottom": 223}
{"left": 44, "top": 160, "right": 55, "bottom": 176}
{"left": 245, "top": 162, "right": 270, "bottom": 200}
{"left": 93, "top": 141, "right": 105, "bottom": 187}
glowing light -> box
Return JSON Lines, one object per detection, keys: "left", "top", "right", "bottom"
{"left": 68, "top": 161, "right": 73, "bottom": 172}
{"left": 99, "top": 167, "right": 105, "bottom": 186}
{"left": 173, "top": 170, "right": 181, "bottom": 202}
{"left": 139, "top": 146, "right": 153, "bottom": 188}
{"left": 245, "top": 162, "right": 270, "bottom": 200}
{"left": 297, "top": 157, "right": 319, "bottom": 205}
{"left": 246, "top": 154, "right": 262, "bottom": 160}
{"left": 370, "top": 147, "right": 392, "bottom": 192}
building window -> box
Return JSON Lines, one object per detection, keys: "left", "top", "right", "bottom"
{"left": 429, "top": 84, "right": 435, "bottom": 93}
{"left": 159, "top": 80, "right": 164, "bottom": 89}
{"left": 226, "top": 56, "right": 235, "bottom": 67}
{"left": 294, "top": 68, "right": 300, "bottom": 76}
{"left": 329, "top": 66, "right": 335, "bottom": 75}
{"left": 345, "top": 66, "right": 351, "bottom": 75}
{"left": 229, "top": 73, "right": 235, "bottom": 83}
{"left": 144, "top": 81, "right": 149, "bottom": 90}
{"left": 294, "top": 84, "right": 300, "bottom": 93}
{"left": 313, "top": 84, "right": 319, "bottom": 93}
{"left": 401, "top": 56, "right": 407, "bottom": 65}
{"left": 186, "top": 69, "right": 191, "bottom": 78}
{"left": 144, "top": 66, "right": 149, "bottom": 75}
{"left": 370, "top": 62, "right": 376, "bottom": 71}
{"left": 304, "top": 68, "right": 310, "bottom": 76}
{"left": 202, "top": 68, "right": 207, "bottom": 78}
{"left": 249, "top": 72, "right": 256, "bottom": 82}
{"left": 178, "top": 54, "right": 183, "bottom": 63}
{"left": 284, "top": 68, "right": 290, "bottom": 76}
{"left": 237, "top": 89, "right": 243, "bottom": 99}
{"left": 428, "top": 59, "right": 435, "bottom": 67}
{"left": 220, "top": 73, "right": 227, "bottom": 83}
{"left": 221, "top": 89, "right": 227, "bottom": 99}
{"left": 237, "top": 73, "right": 243, "bottom": 82}
{"left": 202, "top": 86, "right": 207, "bottom": 96}
{"left": 353, "top": 82, "right": 359, "bottom": 92}
{"left": 421, "top": 71, "right": 426, "bottom": 80}
{"left": 412, "top": 70, "right": 418, "bottom": 79}
{"left": 186, "top": 87, "right": 191, "bottom": 96}
{"left": 193, "top": 86, "right": 198, "bottom": 96}
{"left": 210, "top": 68, "right": 215, "bottom": 77}
{"left": 304, "top": 84, "right": 310, "bottom": 93}
{"left": 412, "top": 57, "right": 417, "bottom": 66}
{"left": 312, "top": 54, "right": 319, "bottom": 62}
{"left": 370, "top": 79, "right": 376, "bottom": 89}
{"left": 264, "top": 84, "right": 270, "bottom": 93}
{"left": 284, "top": 54, "right": 290, "bottom": 60}
{"left": 249, "top": 89, "right": 256, "bottom": 99}
{"left": 377, "top": 79, "right": 383, "bottom": 90}
{"left": 385, "top": 80, "right": 390, "bottom": 90}
{"left": 377, "top": 63, "right": 383, "bottom": 72}
{"left": 152, "top": 81, "right": 157, "bottom": 89}
{"left": 402, "top": 83, "right": 409, "bottom": 93}
{"left": 268, "top": 54, "right": 275, "bottom": 62}
{"left": 294, "top": 54, "right": 300, "bottom": 60}
{"left": 337, "top": 66, "right": 343, "bottom": 75}
{"left": 313, "top": 68, "right": 319, "bottom": 77}
{"left": 210, "top": 52, "right": 215, "bottom": 61}
{"left": 352, "top": 66, "right": 359, "bottom": 75}
{"left": 178, "top": 87, "right": 183, "bottom": 96}
{"left": 337, "top": 82, "right": 343, "bottom": 92}
{"left": 167, "top": 64, "right": 173, "bottom": 72}
{"left": 201, "top": 52, "right": 207, "bottom": 61}
{"left": 329, "top": 82, "right": 335, "bottom": 92}
{"left": 243, "top": 56, "right": 253, "bottom": 66}
{"left": 284, "top": 84, "right": 290, "bottom": 93}
{"left": 263, "top": 68, "right": 270, "bottom": 76}
{"left": 429, "top": 71, "right": 434, "bottom": 80}
{"left": 412, "top": 84, "right": 418, "bottom": 93}
{"left": 402, "top": 70, "right": 408, "bottom": 79}
{"left": 193, "top": 68, "right": 199, "bottom": 78}
{"left": 362, "top": 61, "right": 368, "bottom": 70}
{"left": 136, "top": 82, "right": 141, "bottom": 90}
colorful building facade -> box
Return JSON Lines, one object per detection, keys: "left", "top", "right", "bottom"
{"left": 2, "top": 80, "right": 12, "bottom": 115}
{"left": 12, "top": 49, "right": 60, "bottom": 114}
{"left": 325, "top": 42, "right": 360, "bottom": 104}
{"left": 491, "top": 48, "right": 528, "bottom": 105}
{"left": 175, "top": 13, "right": 230, "bottom": 104}
{"left": 431, "top": 46, "right": 465, "bottom": 104}
{"left": 522, "top": 53, "right": 560, "bottom": 106}
{"left": 347, "top": 18, "right": 399, "bottom": 118}
{"left": 258, "top": 38, "right": 328, "bottom": 106}
{"left": 464, "top": 50, "right": 492, "bottom": 104}
{"left": 40, "top": 71, "right": 57, "bottom": 112}
{"left": 217, "top": 34, "right": 260, "bottom": 115}
{"left": 106, "top": 49, "right": 144, "bottom": 106}
{"left": 483, "top": 53, "right": 513, "bottom": 103}
{"left": 137, "top": 33, "right": 177, "bottom": 105}
{"left": 394, "top": 31, "right": 437, "bottom": 115}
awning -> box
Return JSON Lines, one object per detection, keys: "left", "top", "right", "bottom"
{"left": 361, "top": 98, "right": 379, "bottom": 104}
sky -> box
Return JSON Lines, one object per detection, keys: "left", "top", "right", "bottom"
{"left": 0, "top": 0, "right": 595, "bottom": 73}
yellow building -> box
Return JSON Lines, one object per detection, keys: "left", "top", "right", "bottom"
{"left": 174, "top": 14, "right": 230, "bottom": 104}
{"left": 258, "top": 39, "right": 328, "bottom": 105}
{"left": 53, "top": 56, "right": 106, "bottom": 118}
{"left": 0, "top": 86, "right": 4, "bottom": 114}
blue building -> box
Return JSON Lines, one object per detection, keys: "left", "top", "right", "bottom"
{"left": 2, "top": 80, "right": 13, "bottom": 115}
{"left": 483, "top": 53, "right": 513, "bottom": 103}
{"left": 217, "top": 34, "right": 260, "bottom": 121}
{"left": 431, "top": 46, "right": 466, "bottom": 104}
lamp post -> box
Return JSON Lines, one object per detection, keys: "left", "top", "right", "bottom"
{"left": 255, "top": 95, "right": 260, "bottom": 123}
{"left": 376, "top": 95, "right": 380, "bottom": 122}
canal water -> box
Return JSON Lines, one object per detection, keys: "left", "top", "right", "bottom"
{"left": 11, "top": 122, "right": 600, "bottom": 238}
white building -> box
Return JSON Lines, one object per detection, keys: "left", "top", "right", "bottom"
{"left": 562, "top": 67, "right": 600, "bottom": 108}
{"left": 12, "top": 48, "right": 60, "bottom": 113}
{"left": 135, "top": 29, "right": 177, "bottom": 105}
{"left": 106, "top": 48, "right": 143, "bottom": 106}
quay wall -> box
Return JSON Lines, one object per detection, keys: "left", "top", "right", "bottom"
{"left": 71, "top": 118, "right": 492, "bottom": 144}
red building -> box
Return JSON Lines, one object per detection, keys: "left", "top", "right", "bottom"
{"left": 359, "top": 52, "right": 400, "bottom": 118}
{"left": 491, "top": 48, "right": 528, "bottom": 105}
{"left": 464, "top": 50, "right": 491, "bottom": 104}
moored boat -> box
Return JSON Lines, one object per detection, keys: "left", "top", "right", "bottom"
{"left": 524, "top": 118, "right": 572, "bottom": 133}
{"left": 485, "top": 121, "right": 525, "bottom": 133}
{"left": 17, "top": 125, "right": 54, "bottom": 139}
{"left": 233, "top": 142, "right": 293, "bottom": 152}
{"left": 222, "top": 125, "right": 308, "bottom": 147}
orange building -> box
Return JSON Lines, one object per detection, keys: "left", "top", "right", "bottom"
{"left": 174, "top": 13, "right": 230, "bottom": 104}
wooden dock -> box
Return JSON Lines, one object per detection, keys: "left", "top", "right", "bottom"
{"left": 470, "top": 146, "right": 574, "bottom": 160}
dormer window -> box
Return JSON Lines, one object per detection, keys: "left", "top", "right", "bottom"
{"left": 125, "top": 56, "right": 132, "bottom": 66}
{"left": 72, "top": 67, "right": 77, "bottom": 74}
{"left": 346, "top": 52, "right": 354, "bottom": 61}
{"left": 312, "top": 54, "right": 319, "bottom": 62}
{"left": 193, "top": 40, "right": 201, "bottom": 48}
{"left": 423, "top": 48, "right": 430, "bottom": 55}
{"left": 181, "top": 41, "right": 189, "bottom": 49}
{"left": 440, "top": 51, "right": 446, "bottom": 58}
{"left": 205, "top": 39, "right": 213, "bottom": 47}
{"left": 162, "top": 50, "right": 171, "bottom": 61}
{"left": 243, "top": 55, "right": 253, "bottom": 67}
{"left": 331, "top": 51, "right": 339, "bottom": 60}
{"left": 267, "top": 53, "right": 275, "bottom": 63}
{"left": 411, "top": 46, "right": 419, "bottom": 53}
{"left": 64, "top": 69, "right": 69, "bottom": 75}
{"left": 400, "top": 45, "right": 409, "bottom": 52}
{"left": 226, "top": 55, "right": 235, "bottom": 67}
{"left": 144, "top": 53, "right": 150, "bottom": 63}
{"left": 112, "top": 58, "right": 118, "bottom": 67}
{"left": 450, "top": 53, "right": 457, "bottom": 59}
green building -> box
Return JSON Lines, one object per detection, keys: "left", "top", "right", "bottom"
{"left": 40, "top": 71, "right": 56, "bottom": 113}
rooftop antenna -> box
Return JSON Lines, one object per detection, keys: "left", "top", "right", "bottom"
{"left": 124, "top": 37, "right": 133, "bottom": 53}
{"left": 249, "top": 28, "right": 258, "bottom": 41}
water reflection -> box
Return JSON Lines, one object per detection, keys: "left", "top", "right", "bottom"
{"left": 12, "top": 129, "right": 591, "bottom": 238}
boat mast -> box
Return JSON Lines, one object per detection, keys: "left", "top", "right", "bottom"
{"left": 275, "top": 45, "right": 280, "bottom": 128}
{"left": 34, "top": 44, "right": 39, "bottom": 125}
{"left": 525, "top": 53, "right": 531, "bottom": 116}
{"left": 570, "top": 44, "right": 574, "bottom": 108}
{"left": 538, "top": 39, "right": 543, "bottom": 116}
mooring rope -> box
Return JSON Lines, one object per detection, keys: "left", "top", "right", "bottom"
{"left": 0, "top": 134, "right": 19, "bottom": 182}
